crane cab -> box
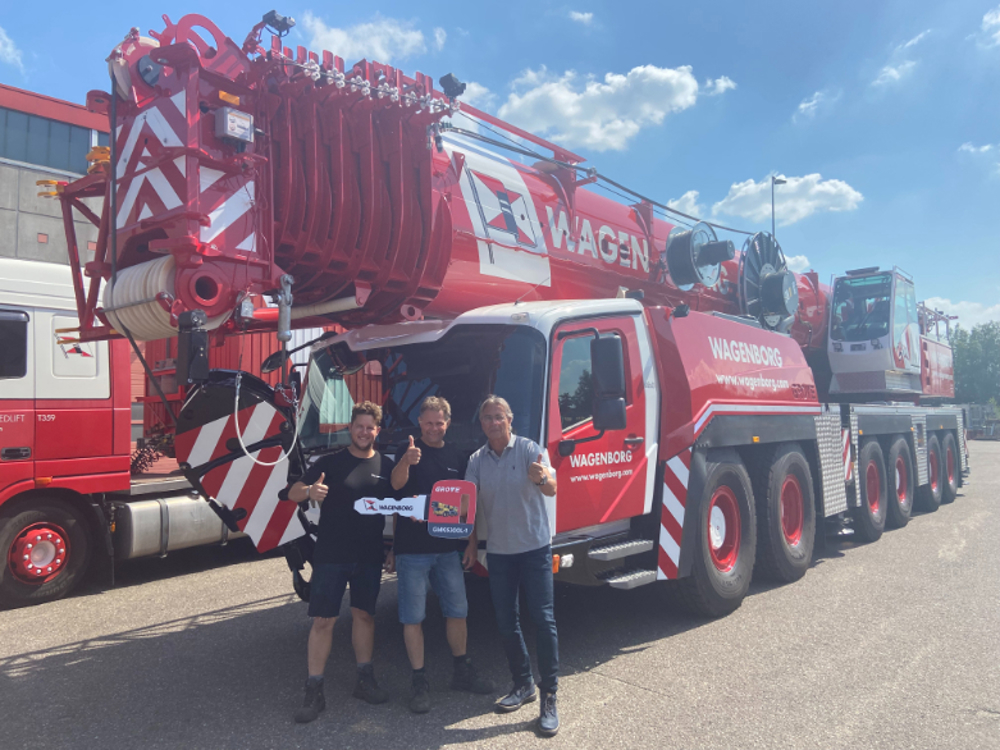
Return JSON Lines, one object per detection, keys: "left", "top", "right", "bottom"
{"left": 827, "top": 267, "right": 922, "bottom": 397}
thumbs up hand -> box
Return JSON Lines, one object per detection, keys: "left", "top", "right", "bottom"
{"left": 528, "top": 453, "right": 548, "bottom": 486}
{"left": 403, "top": 435, "right": 422, "bottom": 466}
{"left": 308, "top": 472, "right": 328, "bottom": 505}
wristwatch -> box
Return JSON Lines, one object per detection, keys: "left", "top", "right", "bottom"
{"left": 536, "top": 474, "right": 548, "bottom": 487}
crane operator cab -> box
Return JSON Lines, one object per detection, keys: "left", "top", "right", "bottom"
{"left": 827, "top": 267, "right": 922, "bottom": 397}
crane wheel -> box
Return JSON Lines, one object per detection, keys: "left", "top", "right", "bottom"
{"left": 752, "top": 443, "right": 816, "bottom": 583}
{"left": 852, "top": 438, "right": 887, "bottom": 543}
{"left": 677, "top": 450, "right": 756, "bottom": 618}
{"left": 940, "top": 433, "right": 959, "bottom": 504}
{"left": 885, "top": 436, "right": 914, "bottom": 529}
{"left": 0, "top": 499, "right": 92, "bottom": 609}
{"left": 916, "top": 434, "right": 943, "bottom": 513}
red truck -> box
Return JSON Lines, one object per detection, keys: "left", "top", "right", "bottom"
{"left": 24, "top": 13, "right": 967, "bottom": 616}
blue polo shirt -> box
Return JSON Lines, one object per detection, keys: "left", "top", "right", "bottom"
{"left": 465, "top": 435, "right": 552, "bottom": 555}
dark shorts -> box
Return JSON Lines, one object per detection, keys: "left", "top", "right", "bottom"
{"left": 308, "top": 562, "right": 383, "bottom": 618}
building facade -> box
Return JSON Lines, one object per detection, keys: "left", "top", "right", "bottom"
{"left": 0, "top": 83, "right": 108, "bottom": 266}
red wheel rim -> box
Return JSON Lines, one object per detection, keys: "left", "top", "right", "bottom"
{"left": 929, "top": 447, "right": 939, "bottom": 492}
{"left": 895, "top": 456, "right": 908, "bottom": 506}
{"left": 779, "top": 474, "right": 804, "bottom": 546}
{"left": 946, "top": 447, "right": 955, "bottom": 485}
{"left": 865, "top": 460, "right": 881, "bottom": 514}
{"left": 707, "top": 485, "right": 741, "bottom": 572}
{"left": 7, "top": 523, "right": 70, "bottom": 585}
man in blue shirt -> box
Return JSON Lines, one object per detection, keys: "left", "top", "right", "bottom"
{"left": 465, "top": 395, "right": 560, "bottom": 737}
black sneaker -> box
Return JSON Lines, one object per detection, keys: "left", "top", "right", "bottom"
{"left": 451, "top": 657, "right": 496, "bottom": 695}
{"left": 495, "top": 682, "right": 537, "bottom": 713}
{"left": 294, "top": 678, "right": 326, "bottom": 724}
{"left": 538, "top": 691, "right": 559, "bottom": 737}
{"left": 410, "top": 673, "right": 431, "bottom": 714}
{"left": 353, "top": 667, "right": 389, "bottom": 705}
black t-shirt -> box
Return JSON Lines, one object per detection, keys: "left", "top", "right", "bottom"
{"left": 301, "top": 449, "right": 395, "bottom": 565}
{"left": 393, "top": 439, "right": 468, "bottom": 555}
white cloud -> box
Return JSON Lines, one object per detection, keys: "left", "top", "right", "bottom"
{"left": 897, "top": 29, "right": 931, "bottom": 52}
{"left": 0, "top": 25, "right": 24, "bottom": 72}
{"left": 705, "top": 76, "right": 736, "bottom": 96}
{"left": 793, "top": 89, "right": 841, "bottom": 122}
{"left": 303, "top": 12, "right": 427, "bottom": 64}
{"left": 496, "top": 64, "right": 730, "bottom": 151}
{"left": 666, "top": 190, "right": 706, "bottom": 218}
{"left": 712, "top": 173, "right": 864, "bottom": 226}
{"left": 433, "top": 27, "right": 447, "bottom": 51}
{"left": 958, "top": 142, "right": 1000, "bottom": 173}
{"left": 923, "top": 297, "right": 1000, "bottom": 328}
{"left": 785, "top": 255, "right": 811, "bottom": 273}
{"left": 569, "top": 11, "right": 594, "bottom": 25}
{"left": 460, "top": 81, "right": 497, "bottom": 110}
{"left": 872, "top": 59, "right": 917, "bottom": 86}
{"left": 981, "top": 6, "right": 1000, "bottom": 46}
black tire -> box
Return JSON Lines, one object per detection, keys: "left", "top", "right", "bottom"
{"left": 677, "top": 450, "right": 756, "bottom": 618}
{"left": 916, "top": 434, "right": 943, "bottom": 513}
{"left": 752, "top": 443, "right": 816, "bottom": 583}
{"left": 852, "top": 438, "right": 887, "bottom": 543}
{"left": 0, "top": 499, "right": 92, "bottom": 609}
{"left": 940, "top": 433, "right": 959, "bottom": 504}
{"left": 885, "top": 436, "right": 914, "bottom": 529}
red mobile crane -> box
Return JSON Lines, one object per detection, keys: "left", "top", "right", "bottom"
{"left": 13, "top": 13, "right": 965, "bottom": 614}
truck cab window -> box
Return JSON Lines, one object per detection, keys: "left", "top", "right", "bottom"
{"left": 558, "top": 335, "right": 594, "bottom": 430}
{"left": 0, "top": 311, "right": 29, "bottom": 379}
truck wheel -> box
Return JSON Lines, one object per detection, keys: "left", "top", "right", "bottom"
{"left": 677, "top": 451, "right": 756, "bottom": 618}
{"left": 916, "top": 434, "right": 942, "bottom": 513}
{"left": 940, "top": 433, "right": 959, "bottom": 504}
{"left": 852, "top": 438, "right": 886, "bottom": 543}
{"left": 885, "top": 436, "right": 914, "bottom": 529}
{"left": 753, "top": 443, "right": 816, "bottom": 583}
{"left": 0, "top": 500, "right": 92, "bottom": 609}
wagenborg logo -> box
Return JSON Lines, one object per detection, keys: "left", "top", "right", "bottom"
{"left": 708, "top": 337, "right": 784, "bottom": 367}
{"left": 568, "top": 450, "right": 633, "bottom": 469}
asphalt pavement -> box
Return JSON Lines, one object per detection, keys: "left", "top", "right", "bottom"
{"left": 1, "top": 442, "right": 997, "bottom": 750}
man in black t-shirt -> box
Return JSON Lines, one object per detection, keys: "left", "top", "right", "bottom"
{"left": 387, "top": 396, "right": 495, "bottom": 713}
{"left": 286, "top": 401, "right": 394, "bottom": 724}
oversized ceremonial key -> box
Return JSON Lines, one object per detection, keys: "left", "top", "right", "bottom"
{"left": 352, "top": 480, "right": 477, "bottom": 539}
{"left": 427, "top": 480, "right": 477, "bottom": 539}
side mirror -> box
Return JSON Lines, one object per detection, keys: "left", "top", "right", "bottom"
{"left": 591, "top": 335, "right": 625, "bottom": 399}
{"left": 593, "top": 398, "right": 626, "bottom": 431}
{"left": 260, "top": 350, "right": 287, "bottom": 374}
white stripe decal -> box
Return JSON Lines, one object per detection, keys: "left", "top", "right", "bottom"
{"left": 200, "top": 182, "right": 254, "bottom": 243}
{"left": 662, "top": 483, "right": 685, "bottom": 528}
{"left": 659, "top": 523, "right": 680, "bottom": 566}
{"left": 666, "top": 455, "right": 689, "bottom": 486}
{"left": 214, "top": 453, "right": 258, "bottom": 507}
{"left": 169, "top": 90, "right": 186, "bottom": 119}
{"left": 276, "top": 513, "right": 306, "bottom": 547}
{"left": 242, "top": 465, "right": 290, "bottom": 544}
{"left": 694, "top": 403, "right": 823, "bottom": 434}
{"left": 186, "top": 415, "right": 228, "bottom": 468}
{"left": 116, "top": 107, "right": 181, "bottom": 179}
{"left": 115, "top": 172, "right": 145, "bottom": 228}
{"left": 200, "top": 167, "right": 225, "bottom": 194}
{"left": 145, "top": 168, "right": 182, "bottom": 210}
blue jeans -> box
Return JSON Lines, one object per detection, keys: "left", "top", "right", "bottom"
{"left": 395, "top": 551, "right": 469, "bottom": 624}
{"left": 487, "top": 545, "right": 559, "bottom": 694}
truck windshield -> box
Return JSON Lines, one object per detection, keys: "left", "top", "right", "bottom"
{"left": 297, "top": 325, "right": 547, "bottom": 458}
{"left": 830, "top": 273, "right": 893, "bottom": 342}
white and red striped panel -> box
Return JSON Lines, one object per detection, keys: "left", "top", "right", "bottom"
{"left": 116, "top": 92, "right": 257, "bottom": 253}
{"left": 842, "top": 428, "right": 853, "bottom": 483}
{"left": 174, "top": 402, "right": 305, "bottom": 553}
{"left": 657, "top": 448, "right": 691, "bottom": 580}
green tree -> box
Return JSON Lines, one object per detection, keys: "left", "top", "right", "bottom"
{"left": 950, "top": 322, "right": 1000, "bottom": 403}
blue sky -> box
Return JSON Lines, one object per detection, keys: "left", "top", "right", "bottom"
{"left": 2, "top": 1, "right": 998, "bottom": 326}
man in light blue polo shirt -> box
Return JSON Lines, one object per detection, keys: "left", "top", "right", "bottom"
{"left": 464, "top": 395, "right": 560, "bottom": 737}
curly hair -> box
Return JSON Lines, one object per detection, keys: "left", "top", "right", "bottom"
{"left": 351, "top": 400, "right": 383, "bottom": 426}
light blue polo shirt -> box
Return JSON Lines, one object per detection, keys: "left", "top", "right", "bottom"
{"left": 465, "top": 435, "right": 552, "bottom": 555}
